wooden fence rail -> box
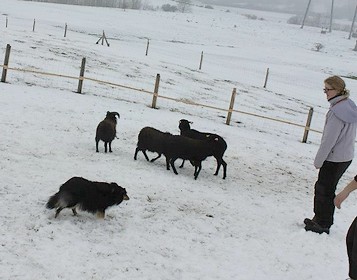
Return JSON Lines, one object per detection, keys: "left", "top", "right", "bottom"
{"left": 0, "top": 45, "right": 322, "bottom": 143}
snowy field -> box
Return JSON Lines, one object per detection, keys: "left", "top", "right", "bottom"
{"left": 1, "top": 0, "right": 357, "bottom": 279}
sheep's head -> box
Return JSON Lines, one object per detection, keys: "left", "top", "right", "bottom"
{"left": 105, "top": 111, "right": 120, "bottom": 123}
{"left": 179, "top": 119, "right": 192, "bottom": 131}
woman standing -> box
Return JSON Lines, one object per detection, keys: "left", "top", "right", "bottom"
{"left": 304, "top": 75, "right": 357, "bottom": 234}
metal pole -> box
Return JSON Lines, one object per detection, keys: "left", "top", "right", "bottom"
{"left": 103, "top": 31, "right": 110, "bottom": 47}
{"left": 329, "top": 0, "right": 334, "bottom": 33}
{"left": 263, "top": 68, "right": 269, "bottom": 88}
{"left": 348, "top": 4, "right": 357, "bottom": 39}
{"left": 199, "top": 51, "right": 203, "bottom": 70}
{"left": 145, "top": 39, "right": 149, "bottom": 56}
{"left": 64, "top": 23, "right": 67, "bottom": 37}
{"left": 301, "top": 0, "right": 312, "bottom": 29}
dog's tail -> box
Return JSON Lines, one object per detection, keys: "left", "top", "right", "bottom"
{"left": 46, "top": 192, "right": 60, "bottom": 209}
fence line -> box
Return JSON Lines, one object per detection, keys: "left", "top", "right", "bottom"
{"left": 4, "top": 65, "right": 78, "bottom": 80}
{"left": 0, "top": 56, "right": 322, "bottom": 141}
{"left": 152, "top": 92, "right": 320, "bottom": 133}
{"left": 2, "top": 64, "right": 153, "bottom": 94}
{"left": 85, "top": 76, "right": 153, "bottom": 94}
{"left": 233, "top": 107, "right": 321, "bottom": 133}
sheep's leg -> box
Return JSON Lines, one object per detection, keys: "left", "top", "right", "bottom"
{"left": 134, "top": 148, "right": 139, "bottom": 160}
{"left": 179, "top": 159, "right": 185, "bottom": 168}
{"left": 214, "top": 157, "right": 227, "bottom": 179}
{"left": 221, "top": 159, "right": 227, "bottom": 179}
{"left": 142, "top": 151, "right": 150, "bottom": 161}
{"left": 72, "top": 208, "right": 78, "bottom": 216}
{"left": 170, "top": 158, "right": 178, "bottom": 174}
{"left": 109, "top": 141, "right": 112, "bottom": 153}
{"left": 165, "top": 156, "right": 170, "bottom": 170}
{"left": 104, "top": 142, "right": 108, "bottom": 153}
{"left": 214, "top": 157, "right": 222, "bottom": 176}
{"left": 134, "top": 148, "right": 150, "bottom": 161}
{"left": 150, "top": 153, "right": 161, "bottom": 162}
{"left": 194, "top": 162, "right": 202, "bottom": 180}
{"left": 96, "top": 140, "right": 99, "bottom": 152}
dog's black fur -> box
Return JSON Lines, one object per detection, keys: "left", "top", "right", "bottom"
{"left": 46, "top": 177, "right": 129, "bottom": 218}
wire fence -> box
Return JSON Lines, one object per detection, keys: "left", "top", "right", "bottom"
{"left": 0, "top": 42, "right": 322, "bottom": 143}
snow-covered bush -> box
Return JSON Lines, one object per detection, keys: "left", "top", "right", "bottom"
{"left": 161, "top": 4, "right": 177, "bottom": 12}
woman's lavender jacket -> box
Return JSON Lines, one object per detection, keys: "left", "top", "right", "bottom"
{"left": 314, "top": 94, "right": 357, "bottom": 169}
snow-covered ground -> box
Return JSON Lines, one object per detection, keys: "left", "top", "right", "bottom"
{"left": 1, "top": 1, "right": 357, "bottom": 279}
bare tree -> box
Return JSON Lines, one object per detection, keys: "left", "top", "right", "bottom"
{"left": 131, "top": 0, "right": 142, "bottom": 9}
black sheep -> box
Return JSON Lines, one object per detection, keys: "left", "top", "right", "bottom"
{"left": 95, "top": 111, "right": 120, "bottom": 153}
{"left": 167, "top": 134, "right": 221, "bottom": 180}
{"left": 178, "top": 119, "right": 227, "bottom": 179}
{"left": 134, "top": 127, "right": 173, "bottom": 170}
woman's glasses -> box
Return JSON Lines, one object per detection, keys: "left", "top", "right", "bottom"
{"left": 323, "top": 88, "right": 334, "bottom": 93}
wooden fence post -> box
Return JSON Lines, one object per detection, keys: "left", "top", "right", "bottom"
{"left": 145, "top": 39, "right": 149, "bottom": 56}
{"left": 77, "top": 57, "right": 86, "bottom": 94}
{"left": 199, "top": 51, "right": 203, "bottom": 70}
{"left": 302, "top": 107, "right": 314, "bottom": 143}
{"left": 1, "top": 44, "right": 11, "bottom": 83}
{"left": 263, "top": 67, "right": 269, "bottom": 88}
{"left": 151, "top": 74, "right": 160, "bottom": 109}
{"left": 32, "top": 19, "right": 36, "bottom": 32}
{"left": 64, "top": 23, "right": 67, "bottom": 37}
{"left": 226, "top": 87, "right": 237, "bottom": 125}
